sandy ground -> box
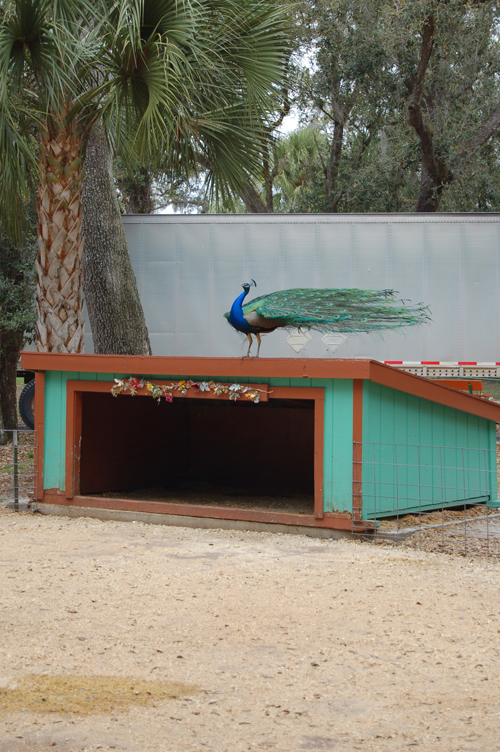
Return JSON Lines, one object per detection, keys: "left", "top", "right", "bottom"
{"left": 1, "top": 509, "right": 500, "bottom": 752}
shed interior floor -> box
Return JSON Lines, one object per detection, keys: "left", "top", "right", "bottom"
{"left": 80, "top": 393, "right": 315, "bottom": 515}
{"left": 95, "top": 488, "right": 314, "bottom": 515}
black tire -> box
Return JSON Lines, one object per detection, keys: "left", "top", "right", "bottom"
{"left": 19, "top": 379, "right": 35, "bottom": 430}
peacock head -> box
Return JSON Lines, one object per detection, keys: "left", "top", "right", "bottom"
{"left": 241, "top": 279, "right": 257, "bottom": 293}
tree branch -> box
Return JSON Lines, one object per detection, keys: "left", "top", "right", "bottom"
{"left": 262, "top": 144, "right": 273, "bottom": 212}
{"left": 325, "top": 120, "right": 344, "bottom": 212}
{"left": 237, "top": 182, "right": 268, "bottom": 213}
{"left": 313, "top": 132, "right": 328, "bottom": 179}
{"left": 269, "top": 89, "right": 291, "bottom": 131}
{"left": 407, "top": 12, "right": 439, "bottom": 179}
{"left": 352, "top": 130, "right": 373, "bottom": 169}
{"left": 457, "top": 99, "right": 500, "bottom": 164}
{"left": 406, "top": 13, "right": 453, "bottom": 210}
{"left": 411, "top": 13, "right": 435, "bottom": 103}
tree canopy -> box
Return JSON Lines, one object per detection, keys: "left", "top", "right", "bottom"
{"left": 175, "top": 0, "right": 500, "bottom": 214}
{"left": 0, "top": 0, "right": 291, "bottom": 352}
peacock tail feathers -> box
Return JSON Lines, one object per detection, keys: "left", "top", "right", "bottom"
{"left": 225, "top": 288, "right": 430, "bottom": 333}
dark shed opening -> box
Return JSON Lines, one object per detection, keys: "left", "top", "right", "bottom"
{"left": 79, "top": 392, "right": 315, "bottom": 513}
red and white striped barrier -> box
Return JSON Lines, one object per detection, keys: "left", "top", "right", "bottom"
{"left": 382, "top": 362, "right": 500, "bottom": 377}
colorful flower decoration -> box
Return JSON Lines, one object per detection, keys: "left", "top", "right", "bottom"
{"left": 111, "top": 377, "right": 266, "bottom": 404}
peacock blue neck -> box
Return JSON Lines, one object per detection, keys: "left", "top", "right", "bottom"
{"left": 229, "top": 289, "right": 253, "bottom": 333}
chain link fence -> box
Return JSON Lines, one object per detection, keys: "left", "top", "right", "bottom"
{"left": 0, "top": 430, "right": 37, "bottom": 510}
{"left": 353, "top": 441, "right": 500, "bottom": 558}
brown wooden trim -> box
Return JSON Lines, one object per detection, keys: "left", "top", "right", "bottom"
{"left": 34, "top": 372, "right": 45, "bottom": 501}
{"left": 41, "top": 489, "right": 374, "bottom": 532}
{"left": 352, "top": 379, "right": 363, "bottom": 522}
{"left": 20, "top": 352, "right": 500, "bottom": 421}
{"left": 314, "top": 394, "right": 325, "bottom": 519}
{"left": 430, "top": 379, "right": 483, "bottom": 392}
{"left": 20, "top": 351, "right": 371, "bottom": 380}
{"left": 65, "top": 385, "right": 82, "bottom": 499}
{"left": 366, "top": 361, "right": 500, "bottom": 421}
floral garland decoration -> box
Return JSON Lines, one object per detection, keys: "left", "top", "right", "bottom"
{"left": 110, "top": 377, "right": 266, "bottom": 404}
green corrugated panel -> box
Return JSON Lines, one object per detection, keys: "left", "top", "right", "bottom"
{"left": 43, "top": 371, "right": 71, "bottom": 491}
{"left": 312, "top": 378, "right": 353, "bottom": 514}
{"left": 362, "top": 383, "right": 497, "bottom": 517}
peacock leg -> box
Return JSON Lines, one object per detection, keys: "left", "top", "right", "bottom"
{"left": 255, "top": 333, "right": 262, "bottom": 357}
{"left": 245, "top": 333, "right": 253, "bottom": 357}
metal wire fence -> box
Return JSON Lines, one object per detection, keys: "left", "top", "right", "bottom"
{"left": 0, "top": 430, "right": 37, "bottom": 510}
{"left": 353, "top": 441, "right": 500, "bottom": 558}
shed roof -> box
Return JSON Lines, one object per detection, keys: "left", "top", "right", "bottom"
{"left": 21, "top": 352, "right": 500, "bottom": 422}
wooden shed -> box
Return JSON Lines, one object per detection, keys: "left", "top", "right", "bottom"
{"left": 22, "top": 353, "right": 500, "bottom": 535}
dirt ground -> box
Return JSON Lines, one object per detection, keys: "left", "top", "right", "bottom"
{"left": 1, "top": 509, "right": 500, "bottom": 752}
{"left": 98, "top": 488, "right": 314, "bottom": 515}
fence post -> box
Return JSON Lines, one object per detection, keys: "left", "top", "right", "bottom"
{"left": 13, "top": 430, "right": 18, "bottom": 512}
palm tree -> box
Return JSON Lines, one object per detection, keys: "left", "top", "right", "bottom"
{"left": 0, "top": 0, "right": 290, "bottom": 352}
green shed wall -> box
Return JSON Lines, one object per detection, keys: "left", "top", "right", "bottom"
{"left": 42, "top": 371, "right": 497, "bottom": 521}
{"left": 42, "top": 372, "right": 355, "bottom": 515}
{"left": 362, "top": 382, "right": 497, "bottom": 517}
{"left": 321, "top": 378, "right": 353, "bottom": 513}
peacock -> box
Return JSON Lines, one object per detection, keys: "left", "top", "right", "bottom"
{"left": 225, "top": 280, "right": 430, "bottom": 357}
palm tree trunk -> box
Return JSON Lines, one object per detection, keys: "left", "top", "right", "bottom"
{"left": 36, "top": 123, "right": 85, "bottom": 352}
{"left": 82, "top": 124, "right": 152, "bottom": 355}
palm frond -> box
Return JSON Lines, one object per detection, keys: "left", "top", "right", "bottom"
{"left": 92, "top": 0, "right": 291, "bottom": 194}
{"left": 0, "top": 0, "right": 292, "bottom": 221}
{"left": 0, "top": 101, "right": 37, "bottom": 239}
